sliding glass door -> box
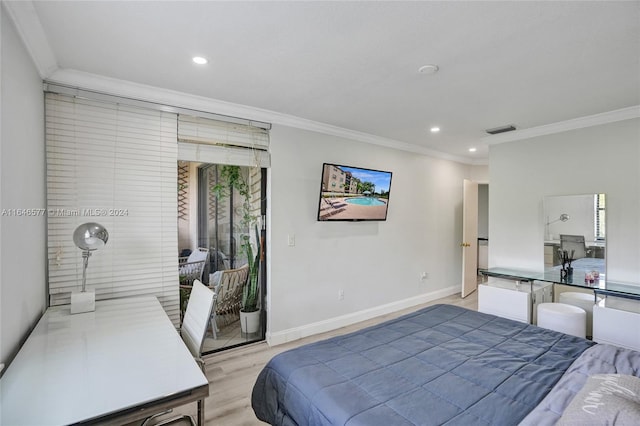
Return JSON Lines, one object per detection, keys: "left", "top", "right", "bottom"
{"left": 178, "top": 161, "right": 266, "bottom": 353}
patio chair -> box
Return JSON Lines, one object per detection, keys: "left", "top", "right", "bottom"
{"left": 323, "top": 197, "right": 338, "bottom": 209}
{"left": 209, "top": 264, "right": 249, "bottom": 339}
{"left": 179, "top": 247, "right": 209, "bottom": 285}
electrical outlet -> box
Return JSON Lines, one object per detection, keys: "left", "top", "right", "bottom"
{"left": 421, "top": 272, "right": 429, "bottom": 281}
{"left": 287, "top": 234, "right": 295, "bottom": 247}
{"left": 338, "top": 289, "right": 344, "bottom": 300}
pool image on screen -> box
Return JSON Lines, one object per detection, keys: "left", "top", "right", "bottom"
{"left": 317, "top": 163, "right": 392, "bottom": 221}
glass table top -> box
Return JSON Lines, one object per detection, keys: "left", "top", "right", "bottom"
{"left": 479, "top": 267, "right": 640, "bottom": 301}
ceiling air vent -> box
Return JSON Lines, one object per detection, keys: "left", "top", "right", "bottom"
{"left": 485, "top": 125, "right": 516, "bottom": 135}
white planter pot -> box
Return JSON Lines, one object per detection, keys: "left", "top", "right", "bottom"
{"left": 240, "top": 310, "right": 260, "bottom": 334}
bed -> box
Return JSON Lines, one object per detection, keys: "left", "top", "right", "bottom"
{"left": 252, "top": 304, "right": 640, "bottom": 425}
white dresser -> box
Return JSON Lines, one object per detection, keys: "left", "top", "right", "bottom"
{"left": 478, "top": 278, "right": 553, "bottom": 324}
{"left": 480, "top": 268, "right": 640, "bottom": 346}
{"left": 593, "top": 297, "right": 640, "bottom": 351}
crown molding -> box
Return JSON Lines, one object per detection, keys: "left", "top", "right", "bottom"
{"left": 482, "top": 105, "right": 640, "bottom": 145}
{"left": 47, "top": 68, "right": 475, "bottom": 164}
{"left": 2, "top": 0, "right": 57, "bottom": 78}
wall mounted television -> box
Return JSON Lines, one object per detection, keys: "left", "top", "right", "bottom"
{"left": 317, "top": 163, "right": 392, "bottom": 222}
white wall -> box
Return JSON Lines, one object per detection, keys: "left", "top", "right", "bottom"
{"left": 489, "top": 118, "right": 640, "bottom": 283}
{"left": 470, "top": 165, "right": 489, "bottom": 183}
{"left": 0, "top": 6, "right": 47, "bottom": 365}
{"left": 267, "top": 125, "right": 473, "bottom": 343}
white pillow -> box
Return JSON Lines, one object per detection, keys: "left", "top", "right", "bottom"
{"left": 556, "top": 374, "right": 640, "bottom": 425}
{"left": 187, "top": 249, "right": 208, "bottom": 263}
{"left": 209, "top": 271, "right": 223, "bottom": 289}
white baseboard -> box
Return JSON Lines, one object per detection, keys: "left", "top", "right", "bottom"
{"left": 266, "top": 285, "right": 459, "bottom": 347}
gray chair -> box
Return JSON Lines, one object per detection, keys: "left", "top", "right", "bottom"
{"left": 143, "top": 279, "right": 214, "bottom": 426}
{"left": 560, "top": 234, "right": 590, "bottom": 259}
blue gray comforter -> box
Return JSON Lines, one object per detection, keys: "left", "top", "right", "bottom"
{"left": 252, "top": 304, "right": 594, "bottom": 425}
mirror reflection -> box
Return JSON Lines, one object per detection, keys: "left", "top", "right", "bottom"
{"left": 543, "top": 194, "right": 606, "bottom": 274}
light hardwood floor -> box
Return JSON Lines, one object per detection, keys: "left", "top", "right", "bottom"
{"left": 162, "top": 291, "right": 478, "bottom": 425}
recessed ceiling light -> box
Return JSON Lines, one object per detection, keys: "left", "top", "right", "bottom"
{"left": 430, "top": 127, "right": 440, "bottom": 133}
{"left": 192, "top": 56, "right": 208, "bottom": 65}
{"left": 418, "top": 64, "right": 439, "bottom": 74}
{"left": 469, "top": 147, "right": 477, "bottom": 152}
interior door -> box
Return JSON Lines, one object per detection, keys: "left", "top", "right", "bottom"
{"left": 461, "top": 179, "right": 479, "bottom": 298}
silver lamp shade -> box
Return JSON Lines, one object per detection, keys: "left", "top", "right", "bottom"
{"left": 73, "top": 222, "right": 109, "bottom": 293}
{"left": 73, "top": 222, "right": 109, "bottom": 251}
{"left": 547, "top": 213, "right": 570, "bottom": 226}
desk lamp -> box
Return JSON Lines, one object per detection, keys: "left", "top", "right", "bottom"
{"left": 71, "top": 222, "right": 109, "bottom": 314}
{"left": 546, "top": 213, "right": 569, "bottom": 241}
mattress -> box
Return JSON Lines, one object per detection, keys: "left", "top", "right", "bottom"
{"left": 252, "top": 304, "right": 595, "bottom": 425}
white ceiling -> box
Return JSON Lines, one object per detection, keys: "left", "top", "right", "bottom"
{"left": 7, "top": 1, "right": 640, "bottom": 163}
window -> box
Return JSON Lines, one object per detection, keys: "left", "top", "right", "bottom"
{"left": 45, "top": 93, "right": 180, "bottom": 320}
{"left": 595, "top": 193, "right": 606, "bottom": 240}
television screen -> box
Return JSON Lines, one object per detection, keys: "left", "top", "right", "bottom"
{"left": 317, "top": 163, "right": 392, "bottom": 221}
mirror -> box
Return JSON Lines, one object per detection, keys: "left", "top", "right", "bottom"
{"left": 543, "top": 194, "right": 606, "bottom": 274}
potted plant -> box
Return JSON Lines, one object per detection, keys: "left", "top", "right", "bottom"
{"left": 240, "top": 224, "right": 262, "bottom": 334}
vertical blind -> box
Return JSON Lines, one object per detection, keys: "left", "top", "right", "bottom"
{"left": 45, "top": 93, "right": 180, "bottom": 322}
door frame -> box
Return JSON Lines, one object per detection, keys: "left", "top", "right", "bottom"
{"left": 461, "top": 179, "right": 479, "bottom": 298}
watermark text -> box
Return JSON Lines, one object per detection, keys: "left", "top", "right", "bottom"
{"left": 2, "top": 208, "right": 129, "bottom": 217}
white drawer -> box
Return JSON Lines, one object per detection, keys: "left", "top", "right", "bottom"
{"left": 593, "top": 301, "right": 640, "bottom": 351}
{"left": 479, "top": 281, "right": 530, "bottom": 323}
